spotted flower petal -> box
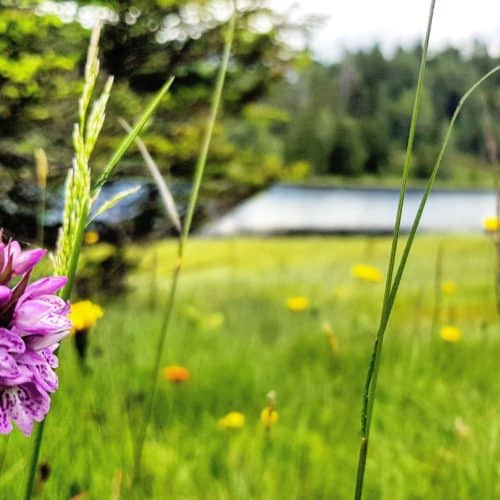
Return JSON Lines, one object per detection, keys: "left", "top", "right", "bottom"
{"left": 0, "top": 235, "right": 69, "bottom": 435}
{"left": 17, "top": 350, "right": 58, "bottom": 393}
{"left": 0, "top": 328, "right": 24, "bottom": 354}
{"left": 0, "top": 348, "right": 19, "bottom": 378}
{"left": 13, "top": 295, "right": 71, "bottom": 336}
{"left": 0, "top": 383, "right": 51, "bottom": 436}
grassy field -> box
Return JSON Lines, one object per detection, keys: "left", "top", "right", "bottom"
{"left": 1, "top": 235, "right": 498, "bottom": 499}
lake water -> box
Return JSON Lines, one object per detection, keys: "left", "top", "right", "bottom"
{"left": 202, "top": 184, "right": 497, "bottom": 236}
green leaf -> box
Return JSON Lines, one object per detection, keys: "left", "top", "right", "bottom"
{"left": 92, "top": 76, "right": 175, "bottom": 197}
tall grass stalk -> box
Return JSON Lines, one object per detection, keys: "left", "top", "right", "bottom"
{"left": 132, "top": 8, "right": 236, "bottom": 481}
{"left": 24, "top": 24, "right": 172, "bottom": 499}
{"left": 354, "top": 2, "right": 500, "bottom": 497}
{"left": 430, "top": 243, "right": 443, "bottom": 335}
{"left": 482, "top": 97, "right": 500, "bottom": 316}
{"left": 354, "top": 1, "right": 436, "bottom": 496}
{"left": 34, "top": 148, "right": 48, "bottom": 246}
{"left": 357, "top": 71, "right": 500, "bottom": 469}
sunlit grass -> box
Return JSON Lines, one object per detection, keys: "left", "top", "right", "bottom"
{"left": 1, "top": 235, "right": 497, "bottom": 498}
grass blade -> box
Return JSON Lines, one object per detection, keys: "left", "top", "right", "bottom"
{"left": 132, "top": 5, "right": 236, "bottom": 480}
{"left": 88, "top": 185, "right": 141, "bottom": 225}
{"left": 118, "top": 118, "right": 181, "bottom": 233}
{"left": 92, "top": 76, "right": 174, "bottom": 196}
{"left": 354, "top": 2, "right": 436, "bottom": 498}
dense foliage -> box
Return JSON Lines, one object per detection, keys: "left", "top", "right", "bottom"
{"left": 0, "top": 0, "right": 306, "bottom": 196}
{"left": 1, "top": 1, "right": 499, "bottom": 199}
{"left": 271, "top": 44, "right": 500, "bottom": 180}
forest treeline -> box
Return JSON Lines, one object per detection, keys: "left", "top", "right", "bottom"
{"left": 1, "top": 1, "right": 499, "bottom": 199}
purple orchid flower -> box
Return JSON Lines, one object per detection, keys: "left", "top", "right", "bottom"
{"left": 0, "top": 238, "right": 46, "bottom": 285}
{"left": 0, "top": 235, "right": 70, "bottom": 436}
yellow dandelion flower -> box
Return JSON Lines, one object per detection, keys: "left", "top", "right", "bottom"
{"left": 483, "top": 216, "right": 500, "bottom": 232}
{"left": 441, "top": 280, "right": 457, "bottom": 295}
{"left": 217, "top": 411, "right": 245, "bottom": 429}
{"left": 286, "top": 296, "right": 309, "bottom": 312}
{"left": 69, "top": 300, "right": 104, "bottom": 334}
{"left": 352, "top": 264, "right": 383, "bottom": 283}
{"left": 440, "top": 325, "right": 462, "bottom": 343}
{"left": 84, "top": 231, "right": 100, "bottom": 245}
{"left": 260, "top": 407, "right": 279, "bottom": 427}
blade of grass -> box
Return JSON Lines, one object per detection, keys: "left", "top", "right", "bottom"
{"left": 24, "top": 26, "right": 172, "bottom": 500}
{"left": 118, "top": 118, "right": 181, "bottom": 233}
{"left": 92, "top": 76, "right": 174, "bottom": 196}
{"left": 34, "top": 148, "right": 48, "bottom": 246}
{"left": 387, "top": 64, "right": 500, "bottom": 314}
{"left": 88, "top": 185, "right": 141, "bottom": 225}
{"left": 354, "top": 2, "right": 436, "bottom": 497}
{"left": 132, "top": 5, "right": 236, "bottom": 481}
{"left": 354, "top": 57, "right": 500, "bottom": 500}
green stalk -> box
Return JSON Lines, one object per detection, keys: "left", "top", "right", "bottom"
{"left": 38, "top": 188, "right": 46, "bottom": 247}
{"left": 24, "top": 420, "right": 44, "bottom": 500}
{"left": 430, "top": 243, "right": 443, "bottom": 336}
{"left": 132, "top": 9, "right": 236, "bottom": 481}
{"left": 380, "top": 0, "right": 436, "bottom": 319}
{"left": 24, "top": 29, "right": 172, "bottom": 500}
{"left": 386, "top": 65, "right": 500, "bottom": 314}
{"left": 353, "top": 57, "right": 500, "bottom": 499}
{"left": 354, "top": 2, "right": 436, "bottom": 497}
{"left": 23, "top": 214, "right": 87, "bottom": 500}
{"left": 93, "top": 77, "right": 174, "bottom": 195}
{"left": 368, "top": 0, "right": 436, "bottom": 409}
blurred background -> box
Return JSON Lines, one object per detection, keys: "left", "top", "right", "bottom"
{"left": 1, "top": 4, "right": 499, "bottom": 498}
{"left": 1, "top": 0, "right": 499, "bottom": 244}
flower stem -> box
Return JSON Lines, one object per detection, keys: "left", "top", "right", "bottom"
{"left": 23, "top": 223, "right": 86, "bottom": 500}
{"left": 0, "top": 434, "right": 10, "bottom": 475}
{"left": 24, "top": 420, "right": 44, "bottom": 500}
{"left": 24, "top": 24, "right": 172, "bottom": 499}
{"left": 132, "top": 8, "right": 236, "bottom": 481}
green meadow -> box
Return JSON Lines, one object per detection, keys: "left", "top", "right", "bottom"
{"left": 1, "top": 235, "right": 498, "bottom": 499}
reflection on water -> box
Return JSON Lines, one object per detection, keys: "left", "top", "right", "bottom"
{"left": 203, "top": 184, "right": 497, "bottom": 235}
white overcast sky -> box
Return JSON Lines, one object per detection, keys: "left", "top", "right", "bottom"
{"left": 270, "top": 0, "right": 500, "bottom": 61}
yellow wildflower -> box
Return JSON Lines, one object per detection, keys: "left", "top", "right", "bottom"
{"left": 217, "top": 411, "right": 245, "bottom": 429}
{"left": 441, "top": 280, "right": 457, "bottom": 295}
{"left": 69, "top": 300, "right": 104, "bottom": 334}
{"left": 440, "top": 325, "right": 462, "bottom": 343}
{"left": 286, "top": 296, "right": 309, "bottom": 312}
{"left": 163, "top": 365, "right": 190, "bottom": 383}
{"left": 483, "top": 216, "right": 500, "bottom": 232}
{"left": 84, "top": 231, "right": 100, "bottom": 245}
{"left": 352, "top": 264, "right": 383, "bottom": 283}
{"left": 260, "top": 407, "right": 279, "bottom": 427}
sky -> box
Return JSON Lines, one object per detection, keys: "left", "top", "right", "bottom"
{"left": 270, "top": 0, "right": 500, "bottom": 61}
